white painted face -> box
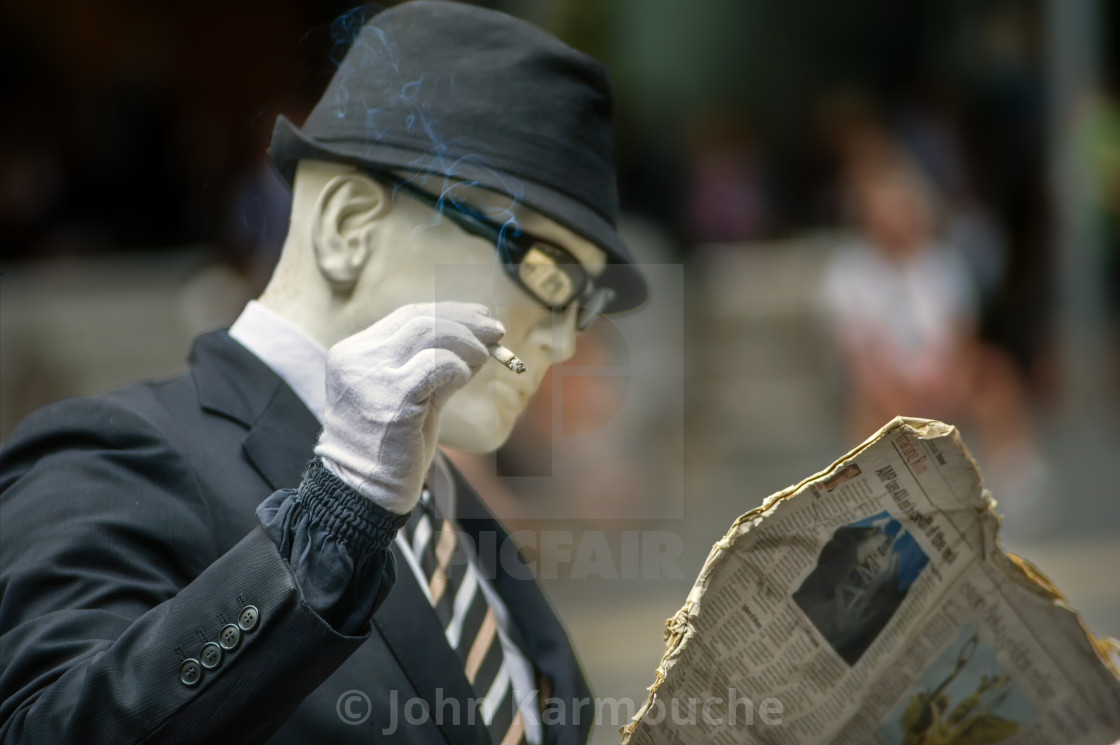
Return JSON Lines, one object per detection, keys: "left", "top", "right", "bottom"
{"left": 367, "top": 178, "right": 608, "bottom": 453}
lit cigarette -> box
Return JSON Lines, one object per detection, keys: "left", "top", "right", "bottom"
{"left": 487, "top": 343, "right": 525, "bottom": 374}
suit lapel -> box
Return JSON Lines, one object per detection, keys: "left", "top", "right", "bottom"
{"left": 191, "top": 330, "right": 281, "bottom": 427}
{"left": 189, "top": 330, "right": 321, "bottom": 492}
{"left": 241, "top": 385, "right": 321, "bottom": 491}
{"left": 373, "top": 543, "right": 492, "bottom": 745}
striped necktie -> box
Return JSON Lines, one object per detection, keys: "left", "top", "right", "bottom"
{"left": 404, "top": 487, "right": 528, "bottom": 745}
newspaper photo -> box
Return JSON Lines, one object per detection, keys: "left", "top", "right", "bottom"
{"left": 621, "top": 417, "right": 1120, "bottom": 745}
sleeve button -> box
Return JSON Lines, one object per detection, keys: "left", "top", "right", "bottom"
{"left": 179, "top": 659, "right": 202, "bottom": 687}
{"left": 199, "top": 641, "right": 223, "bottom": 669}
{"left": 219, "top": 623, "right": 241, "bottom": 650}
{"left": 238, "top": 605, "right": 259, "bottom": 631}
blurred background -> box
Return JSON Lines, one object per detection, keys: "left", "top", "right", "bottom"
{"left": 1, "top": 0, "right": 1118, "bottom": 741}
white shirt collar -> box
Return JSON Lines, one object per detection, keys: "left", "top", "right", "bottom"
{"left": 229, "top": 300, "right": 328, "bottom": 421}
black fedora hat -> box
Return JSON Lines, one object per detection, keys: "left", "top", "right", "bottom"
{"left": 269, "top": 0, "right": 647, "bottom": 313}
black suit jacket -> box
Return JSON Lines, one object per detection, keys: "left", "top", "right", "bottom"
{"left": 0, "top": 330, "right": 592, "bottom": 744}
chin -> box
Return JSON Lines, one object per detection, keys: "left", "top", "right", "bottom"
{"left": 437, "top": 404, "right": 519, "bottom": 454}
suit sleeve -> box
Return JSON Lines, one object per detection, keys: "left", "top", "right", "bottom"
{"left": 0, "top": 397, "right": 404, "bottom": 744}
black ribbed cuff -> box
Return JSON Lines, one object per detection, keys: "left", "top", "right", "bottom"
{"left": 298, "top": 459, "right": 411, "bottom": 554}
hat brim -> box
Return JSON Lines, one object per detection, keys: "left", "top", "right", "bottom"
{"left": 268, "top": 115, "right": 647, "bottom": 314}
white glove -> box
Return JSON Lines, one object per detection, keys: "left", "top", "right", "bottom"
{"left": 314, "top": 301, "right": 505, "bottom": 514}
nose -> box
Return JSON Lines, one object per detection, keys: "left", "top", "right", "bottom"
{"left": 527, "top": 306, "right": 577, "bottom": 364}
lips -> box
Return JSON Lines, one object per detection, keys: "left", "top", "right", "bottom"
{"left": 494, "top": 377, "right": 533, "bottom": 410}
{"left": 501, "top": 382, "right": 531, "bottom": 403}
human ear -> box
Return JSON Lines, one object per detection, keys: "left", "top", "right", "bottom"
{"left": 310, "top": 172, "right": 392, "bottom": 293}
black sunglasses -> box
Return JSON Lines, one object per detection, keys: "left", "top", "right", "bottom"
{"left": 380, "top": 176, "right": 615, "bottom": 331}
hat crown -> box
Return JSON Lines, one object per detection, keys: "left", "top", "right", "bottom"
{"left": 302, "top": 0, "right": 618, "bottom": 222}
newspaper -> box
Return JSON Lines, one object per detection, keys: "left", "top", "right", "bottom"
{"left": 621, "top": 417, "right": 1120, "bottom": 745}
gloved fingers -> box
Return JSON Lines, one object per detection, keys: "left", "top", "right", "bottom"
{"left": 395, "top": 346, "right": 477, "bottom": 405}
{"left": 409, "top": 301, "right": 506, "bottom": 347}
{"left": 390, "top": 314, "right": 493, "bottom": 373}
{"left": 440, "top": 305, "right": 506, "bottom": 346}
{"left": 379, "top": 301, "right": 504, "bottom": 344}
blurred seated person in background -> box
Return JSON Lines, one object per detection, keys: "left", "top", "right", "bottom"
{"left": 822, "top": 158, "right": 977, "bottom": 438}
{"left": 821, "top": 146, "right": 1050, "bottom": 528}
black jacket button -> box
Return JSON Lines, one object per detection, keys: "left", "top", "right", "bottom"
{"left": 238, "top": 605, "right": 259, "bottom": 632}
{"left": 199, "top": 641, "right": 223, "bottom": 669}
{"left": 219, "top": 623, "right": 241, "bottom": 650}
{"left": 180, "top": 659, "right": 202, "bottom": 687}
